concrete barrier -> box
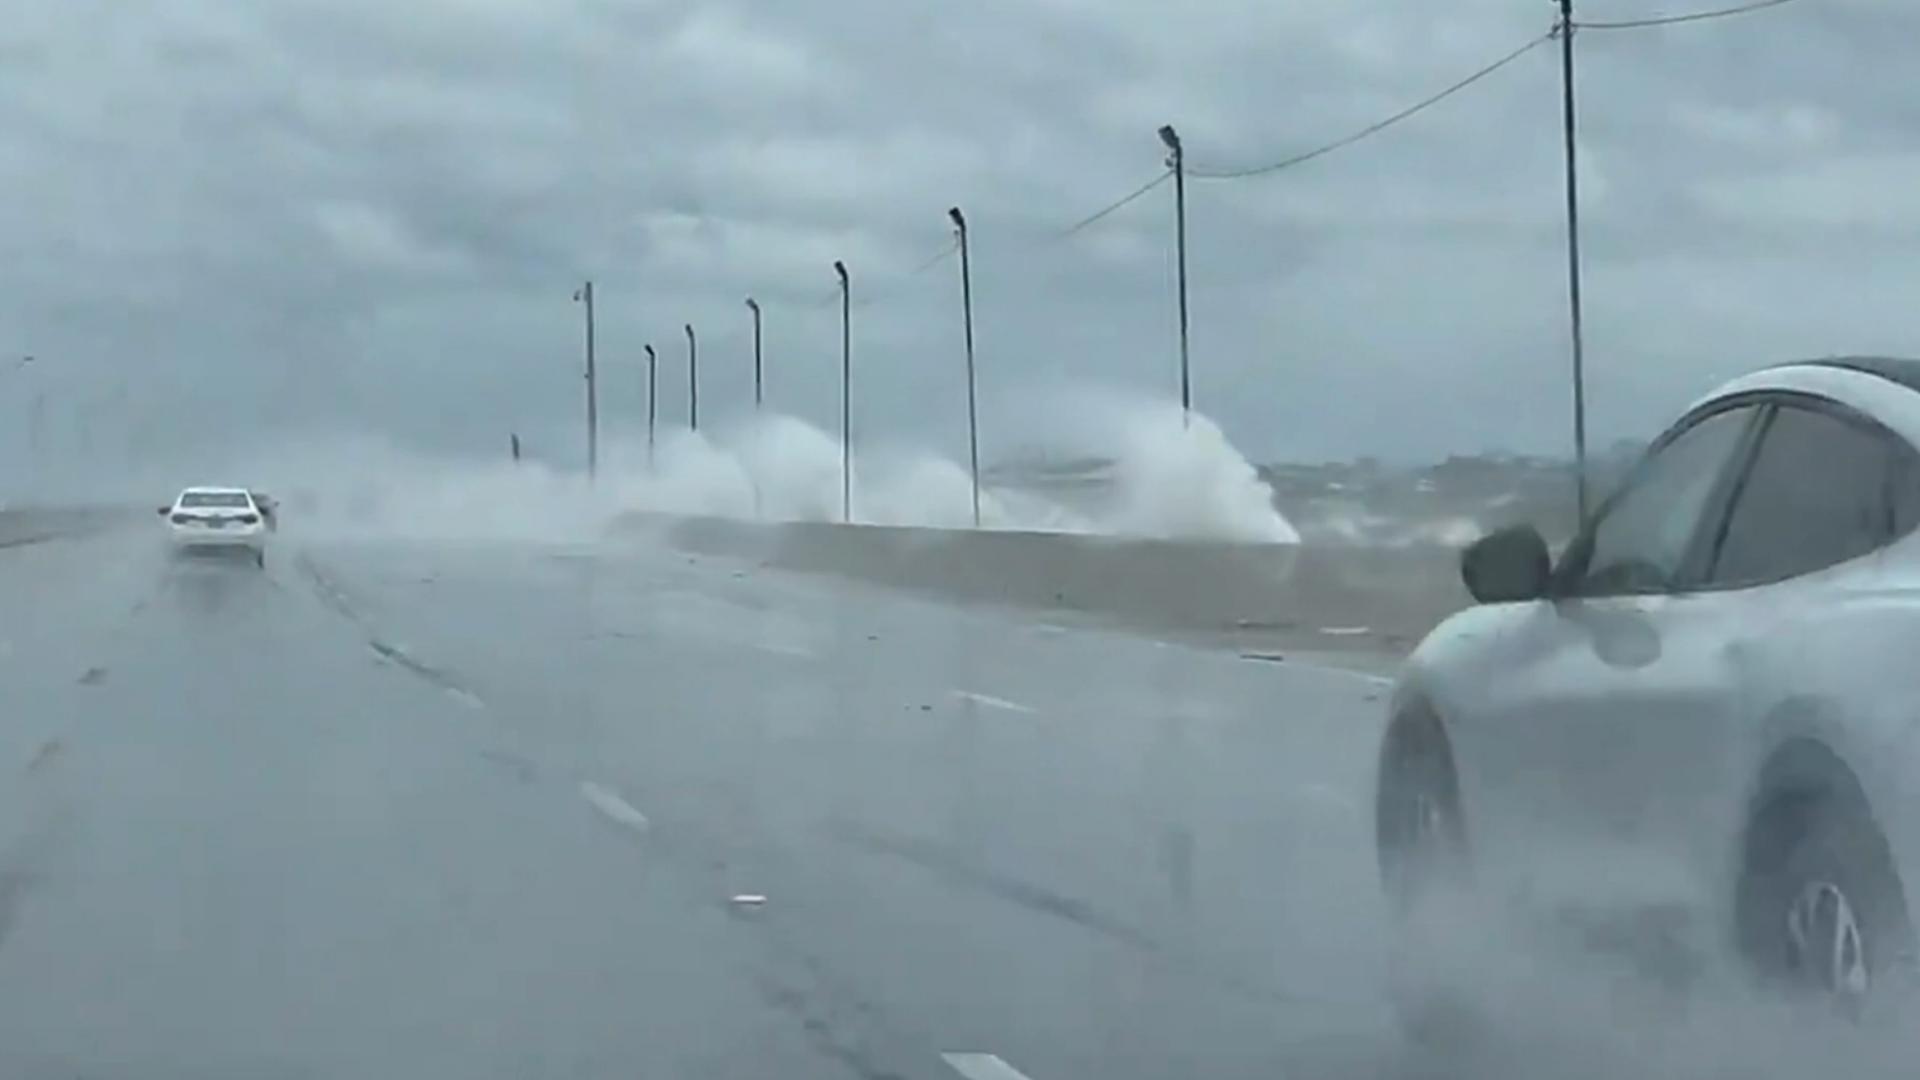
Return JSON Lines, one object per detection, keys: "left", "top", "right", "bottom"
{"left": 0, "top": 506, "right": 139, "bottom": 550}
{"left": 614, "top": 513, "right": 1471, "bottom": 659}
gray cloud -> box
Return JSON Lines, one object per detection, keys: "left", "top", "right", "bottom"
{"left": 1, "top": 0, "right": 1914, "bottom": 489}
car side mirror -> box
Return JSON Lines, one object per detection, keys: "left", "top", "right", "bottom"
{"left": 1461, "top": 525, "right": 1552, "bottom": 604}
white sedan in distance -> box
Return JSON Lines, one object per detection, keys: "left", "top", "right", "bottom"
{"left": 1379, "top": 356, "right": 1920, "bottom": 1031}
{"left": 159, "top": 486, "right": 269, "bottom": 567}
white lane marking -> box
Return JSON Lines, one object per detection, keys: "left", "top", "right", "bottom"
{"left": 1239, "top": 652, "right": 1396, "bottom": 688}
{"left": 1318, "top": 625, "right": 1372, "bottom": 636}
{"left": 951, "top": 690, "right": 1038, "bottom": 715}
{"left": 757, "top": 640, "right": 815, "bottom": 659}
{"left": 942, "top": 1053, "right": 1035, "bottom": 1080}
{"left": 444, "top": 687, "right": 485, "bottom": 710}
{"left": 579, "top": 782, "right": 650, "bottom": 832}
{"left": 1295, "top": 781, "right": 1359, "bottom": 812}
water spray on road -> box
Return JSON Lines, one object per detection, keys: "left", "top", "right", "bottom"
{"left": 208, "top": 393, "right": 1300, "bottom": 546}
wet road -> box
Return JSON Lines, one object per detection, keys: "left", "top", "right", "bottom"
{"left": 0, "top": 527, "right": 1406, "bottom": 1079}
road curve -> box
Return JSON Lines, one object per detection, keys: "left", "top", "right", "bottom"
{"left": 0, "top": 526, "right": 1403, "bottom": 1079}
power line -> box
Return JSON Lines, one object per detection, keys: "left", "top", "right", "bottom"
{"left": 1187, "top": 30, "right": 1555, "bottom": 181}
{"left": 1051, "top": 169, "right": 1174, "bottom": 240}
{"left": 906, "top": 240, "right": 960, "bottom": 277}
{"left": 1575, "top": 0, "right": 1796, "bottom": 30}
{"left": 796, "top": 240, "right": 957, "bottom": 312}
{"left": 851, "top": 242, "right": 957, "bottom": 311}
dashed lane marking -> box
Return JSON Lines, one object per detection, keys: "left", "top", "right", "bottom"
{"left": 579, "top": 781, "right": 650, "bottom": 833}
{"left": 951, "top": 690, "right": 1038, "bottom": 715}
{"left": 942, "top": 1053, "right": 1036, "bottom": 1080}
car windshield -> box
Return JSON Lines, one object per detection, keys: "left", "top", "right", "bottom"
{"left": 178, "top": 492, "right": 251, "bottom": 509}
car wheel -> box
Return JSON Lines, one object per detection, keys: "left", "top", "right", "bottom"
{"left": 254, "top": 549, "right": 266, "bottom": 569}
{"left": 1375, "top": 706, "right": 1478, "bottom": 1050}
{"left": 1376, "top": 706, "right": 1467, "bottom": 912}
{"left": 1737, "top": 795, "right": 1915, "bottom": 1017}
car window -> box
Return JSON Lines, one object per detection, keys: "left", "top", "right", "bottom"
{"left": 1705, "top": 404, "right": 1911, "bottom": 586}
{"left": 179, "top": 492, "right": 252, "bottom": 509}
{"left": 1566, "top": 404, "right": 1755, "bottom": 597}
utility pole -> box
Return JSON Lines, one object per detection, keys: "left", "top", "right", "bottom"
{"left": 1557, "top": 0, "right": 1590, "bottom": 527}
{"left": 948, "top": 207, "right": 982, "bottom": 528}
{"left": 574, "top": 281, "right": 598, "bottom": 479}
{"left": 745, "top": 297, "right": 763, "bottom": 411}
{"left": 835, "top": 260, "right": 852, "bottom": 523}
{"left": 685, "top": 323, "right": 699, "bottom": 432}
{"left": 644, "top": 344, "right": 657, "bottom": 468}
{"left": 1159, "top": 125, "right": 1192, "bottom": 428}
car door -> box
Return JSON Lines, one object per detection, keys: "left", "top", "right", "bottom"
{"left": 1457, "top": 401, "right": 1763, "bottom": 927}
{"left": 1676, "top": 398, "right": 1920, "bottom": 872}
{"left": 1472, "top": 396, "right": 1911, "bottom": 940}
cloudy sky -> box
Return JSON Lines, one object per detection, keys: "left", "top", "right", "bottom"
{"left": 0, "top": 0, "right": 1914, "bottom": 479}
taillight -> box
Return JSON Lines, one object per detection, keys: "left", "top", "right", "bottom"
{"left": 237, "top": 514, "right": 259, "bottom": 525}
{"left": 170, "top": 513, "right": 190, "bottom": 524}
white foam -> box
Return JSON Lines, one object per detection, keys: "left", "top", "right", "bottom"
{"left": 162, "top": 388, "right": 1300, "bottom": 545}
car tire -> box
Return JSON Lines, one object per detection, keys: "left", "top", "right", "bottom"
{"left": 254, "top": 549, "right": 266, "bottom": 570}
{"left": 1375, "top": 706, "right": 1480, "bottom": 1052}
{"left": 1376, "top": 707, "right": 1468, "bottom": 916}
{"left": 1737, "top": 795, "right": 1915, "bottom": 1018}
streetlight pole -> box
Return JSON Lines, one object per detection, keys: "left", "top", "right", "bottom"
{"left": 745, "top": 297, "right": 763, "bottom": 412}
{"left": 1555, "top": 0, "right": 1590, "bottom": 528}
{"left": 643, "top": 344, "right": 657, "bottom": 469}
{"left": 948, "top": 207, "right": 981, "bottom": 528}
{"left": 1159, "top": 125, "right": 1192, "bottom": 428}
{"left": 685, "top": 323, "right": 699, "bottom": 432}
{"left": 835, "top": 260, "right": 852, "bottom": 524}
{"left": 573, "top": 281, "right": 598, "bottom": 480}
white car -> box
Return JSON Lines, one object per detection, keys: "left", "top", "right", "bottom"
{"left": 159, "top": 486, "right": 269, "bottom": 567}
{"left": 1379, "top": 357, "right": 1920, "bottom": 1025}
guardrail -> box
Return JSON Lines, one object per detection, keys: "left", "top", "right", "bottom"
{"left": 0, "top": 506, "right": 140, "bottom": 550}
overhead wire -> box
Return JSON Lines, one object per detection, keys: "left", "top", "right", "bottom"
{"left": 1575, "top": 0, "right": 1798, "bottom": 30}
{"left": 1187, "top": 29, "right": 1556, "bottom": 180}
{"left": 640, "top": 0, "right": 1805, "bottom": 388}
{"left": 1049, "top": 170, "right": 1174, "bottom": 241}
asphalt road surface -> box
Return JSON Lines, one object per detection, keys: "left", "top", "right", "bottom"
{"left": 0, "top": 526, "right": 1414, "bottom": 1079}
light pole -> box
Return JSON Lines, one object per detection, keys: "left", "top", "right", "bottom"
{"left": 644, "top": 344, "right": 657, "bottom": 468}
{"left": 948, "top": 207, "right": 981, "bottom": 528}
{"left": 745, "top": 297, "right": 763, "bottom": 411}
{"left": 1159, "top": 124, "right": 1192, "bottom": 428}
{"left": 685, "top": 323, "right": 699, "bottom": 432}
{"left": 1556, "top": 0, "right": 1590, "bottom": 527}
{"left": 573, "top": 281, "right": 598, "bottom": 479}
{"left": 835, "top": 260, "right": 851, "bottom": 523}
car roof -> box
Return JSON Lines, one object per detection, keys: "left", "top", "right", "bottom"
{"left": 177, "top": 486, "right": 252, "bottom": 496}
{"left": 1786, "top": 356, "right": 1920, "bottom": 395}
{"left": 1696, "top": 358, "right": 1920, "bottom": 456}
